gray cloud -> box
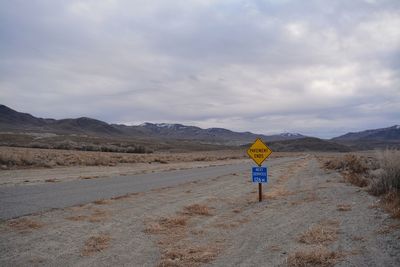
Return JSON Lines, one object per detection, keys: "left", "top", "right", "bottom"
{"left": 0, "top": 0, "right": 399, "bottom": 138}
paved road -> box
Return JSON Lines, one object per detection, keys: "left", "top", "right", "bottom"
{"left": 0, "top": 157, "right": 297, "bottom": 220}
{"left": 0, "top": 162, "right": 249, "bottom": 220}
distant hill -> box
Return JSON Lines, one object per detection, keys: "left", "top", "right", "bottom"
{"left": 269, "top": 137, "right": 352, "bottom": 152}
{"left": 332, "top": 125, "right": 400, "bottom": 141}
{"left": 0, "top": 104, "right": 306, "bottom": 145}
{"left": 332, "top": 125, "right": 400, "bottom": 149}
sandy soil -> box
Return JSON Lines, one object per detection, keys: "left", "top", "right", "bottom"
{"left": 0, "top": 154, "right": 399, "bottom": 266}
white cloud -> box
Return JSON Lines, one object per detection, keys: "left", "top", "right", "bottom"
{"left": 0, "top": 0, "right": 399, "bottom": 138}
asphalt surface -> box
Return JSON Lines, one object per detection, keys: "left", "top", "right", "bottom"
{"left": 0, "top": 162, "right": 255, "bottom": 220}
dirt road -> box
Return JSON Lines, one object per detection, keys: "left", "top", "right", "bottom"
{"left": 0, "top": 154, "right": 399, "bottom": 266}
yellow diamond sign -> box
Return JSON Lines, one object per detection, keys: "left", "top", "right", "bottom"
{"left": 247, "top": 138, "right": 272, "bottom": 166}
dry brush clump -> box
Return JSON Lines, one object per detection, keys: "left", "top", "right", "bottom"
{"left": 336, "top": 204, "right": 352, "bottom": 211}
{"left": 144, "top": 215, "right": 188, "bottom": 234}
{"left": 369, "top": 149, "right": 400, "bottom": 195}
{"left": 8, "top": 218, "right": 43, "bottom": 232}
{"left": 287, "top": 246, "right": 342, "bottom": 267}
{"left": 182, "top": 204, "right": 212, "bottom": 216}
{"left": 324, "top": 154, "right": 369, "bottom": 187}
{"left": 298, "top": 221, "right": 339, "bottom": 245}
{"left": 144, "top": 203, "right": 220, "bottom": 266}
{"left": 0, "top": 146, "right": 245, "bottom": 170}
{"left": 158, "top": 245, "right": 219, "bottom": 267}
{"left": 81, "top": 234, "right": 111, "bottom": 256}
{"left": 368, "top": 149, "right": 400, "bottom": 218}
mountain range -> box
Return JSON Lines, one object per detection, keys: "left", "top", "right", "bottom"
{"left": 0, "top": 104, "right": 305, "bottom": 145}
{"left": 0, "top": 104, "right": 399, "bottom": 151}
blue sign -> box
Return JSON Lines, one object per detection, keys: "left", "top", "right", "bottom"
{"left": 252, "top": 167, "right": 268, "bottom": 183}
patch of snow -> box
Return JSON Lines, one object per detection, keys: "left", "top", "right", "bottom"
{"left": 396, "top": 125, "right": 400, "bottom": 129}
{"left": 156, "top": 123, "right": 176, "bottom": 128}
{"left": 280, "top": 133, "right": 301, "bottom": 137}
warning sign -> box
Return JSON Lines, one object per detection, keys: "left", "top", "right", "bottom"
{"left": 247, "top": 138, "right": 272, "bottom": 166}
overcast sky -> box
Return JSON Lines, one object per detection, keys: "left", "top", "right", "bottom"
{"left": 0, "top": 0, "right": 399, "bottom": 138}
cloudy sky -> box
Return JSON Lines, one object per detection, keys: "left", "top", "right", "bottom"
{"left": 0, "top": 0, "right": 399, "bottom": 138}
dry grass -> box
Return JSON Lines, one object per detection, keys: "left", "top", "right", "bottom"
{"left": 287, "top": 246, "right": 342, "bottom": 267}
{"left": 93, "top": 199, "right": 110, "bottom": 205}
{"left": 375, "top": 223, "right": 400, "bottom": 235}
{"left": 269, "top": 245, "right": 282, "bottom": 252}
{"left": 66, "top": 210, "right": 108, "bottom": 223}
{"left": 158, "top": 245, "right": 219, "bottom": 267}
{"left": 110, "top": 193, "right": 132, "bottom": 200}
{"left": 65, "top": 215, "right": 88, "bottom": 221}
{"left": 44, "top": 178, "right": 58, "bottom": 183}
{"left": 373, "top": 149, "right": 400, "bottom": 193}
{"left": 144, "top": 215, "right": 188, "bottom": 234}
{"left": 336, "top": 204, "right": 352, "bottom": 211}
{"left": 144, "top": 202, "right": 223, "bottom": 266}
{"left": 263, "top": 188, "right": 294, "bottom": 200}
{"left": 144, "top": 222, "right": 164, "bottom": 234}
{"left": 324, "top": 154, "right": 367, "bottom": 174}
{"left": 81, "top": 234, "right": 111, "bottom": 256}
{"left": 8, "top": 218, "right": 43, "bottom": 232}
{"left": 183, "top": 204, "right": 212, "bottom": 216}
{"left": 343, "top": 173, "right": 369, "bottom": 187}
{"left": 80, "top": 175, "right": 100, "bottom": 180}
{"left": 368, "top": 150, "right": 400, "bottom": 218}
{"left": 0, "top": 146, "right": 246, "bottom": 170}
{"left": 381, "top": 191, "right": 400, "bottom": 218}
{"left": 159, "top": 216, "right": 188, "bottom": 227}
{"left": 298, "top": 221, "right": 339, "bottom": 245}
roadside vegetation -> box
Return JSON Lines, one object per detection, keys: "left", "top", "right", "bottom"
{"left": 0, "top": 146, "right": 245, "bottom": 170}
{"left": 323, "top": 149, "right": 400, "bottom": 218}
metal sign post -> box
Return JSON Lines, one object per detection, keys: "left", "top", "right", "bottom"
{"left": 247, "top": 139, "right": 272, "bottom": 202}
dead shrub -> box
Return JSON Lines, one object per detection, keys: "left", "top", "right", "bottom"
{"left": 144, "top": 222, "right": 164, "bottom": 234}
{"left": 80, "top": 175, "right": 100, "bottom": 180}
{"left": 336, "top": 204, "right": 352, "bottom": 211}
{"left": 368, "top": 150, "right": 400, "bottom": 217}
{"left": 81, "top": 234, "right": 111, "bottom": 256}
{"left": 369, "top": 149, "right": 400, "bottom": 196}
{"left": 344, "top": 154, "right": 367, "bottom": 174}
{"left": 183, "top": 204, "right": 211, "bottom": 216}
{"left": 8, "top": 218, "right": 43, "bottom": 232}
{"left": 159, "top": 216, "right": 188, "bottom": 227}
{"left": 66, "top": 210, "right": 108, "bottom": 223}
{"left": 381, "top": 191, "right": 400, "bottom": 218}
{"left": 344, "top": 173, "right": 369, "bottom": 187}
{"left": 287, "top": 246, "right": 342, "bottom": 267}
{"left": 93, "top": 199, "right": 109, "bottom": 205}
{"left": 153, "top": 158, "right": 168, "bottom": 164}
{"left": 158, "top": 246, "right": 218, "bottom": 266}
{"left": 375, "top": 223, "right": 400, "bottom": 234}
{"left": 111, "top": 193, "right": 131, "bottom": 200}
{"left": 298, "top": 222, "right": 339, "bottom": 245}
{"left": 324, "top": 154, "right": 367, "bottom": 174}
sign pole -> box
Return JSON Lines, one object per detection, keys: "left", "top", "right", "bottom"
{"left": 247, "top": 138, "right": 272, "bottom": 204}
{"left": 258, "top": 162, "right": 262, "bottom": 202}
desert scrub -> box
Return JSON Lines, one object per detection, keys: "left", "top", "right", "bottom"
{"left": 324, "top": 154, "right": 367, "bottom": 174}
{"left": 368, "top": 149, "right": 400, "bottom": 218}
{"left": 0, "top": 146, "right": 245, "bottom": 170}
{"left": 370, "top": 149, "right": 400, "bottom": 195}
{"left": 324, "top": 154, "right": 369, "bottom": 187}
